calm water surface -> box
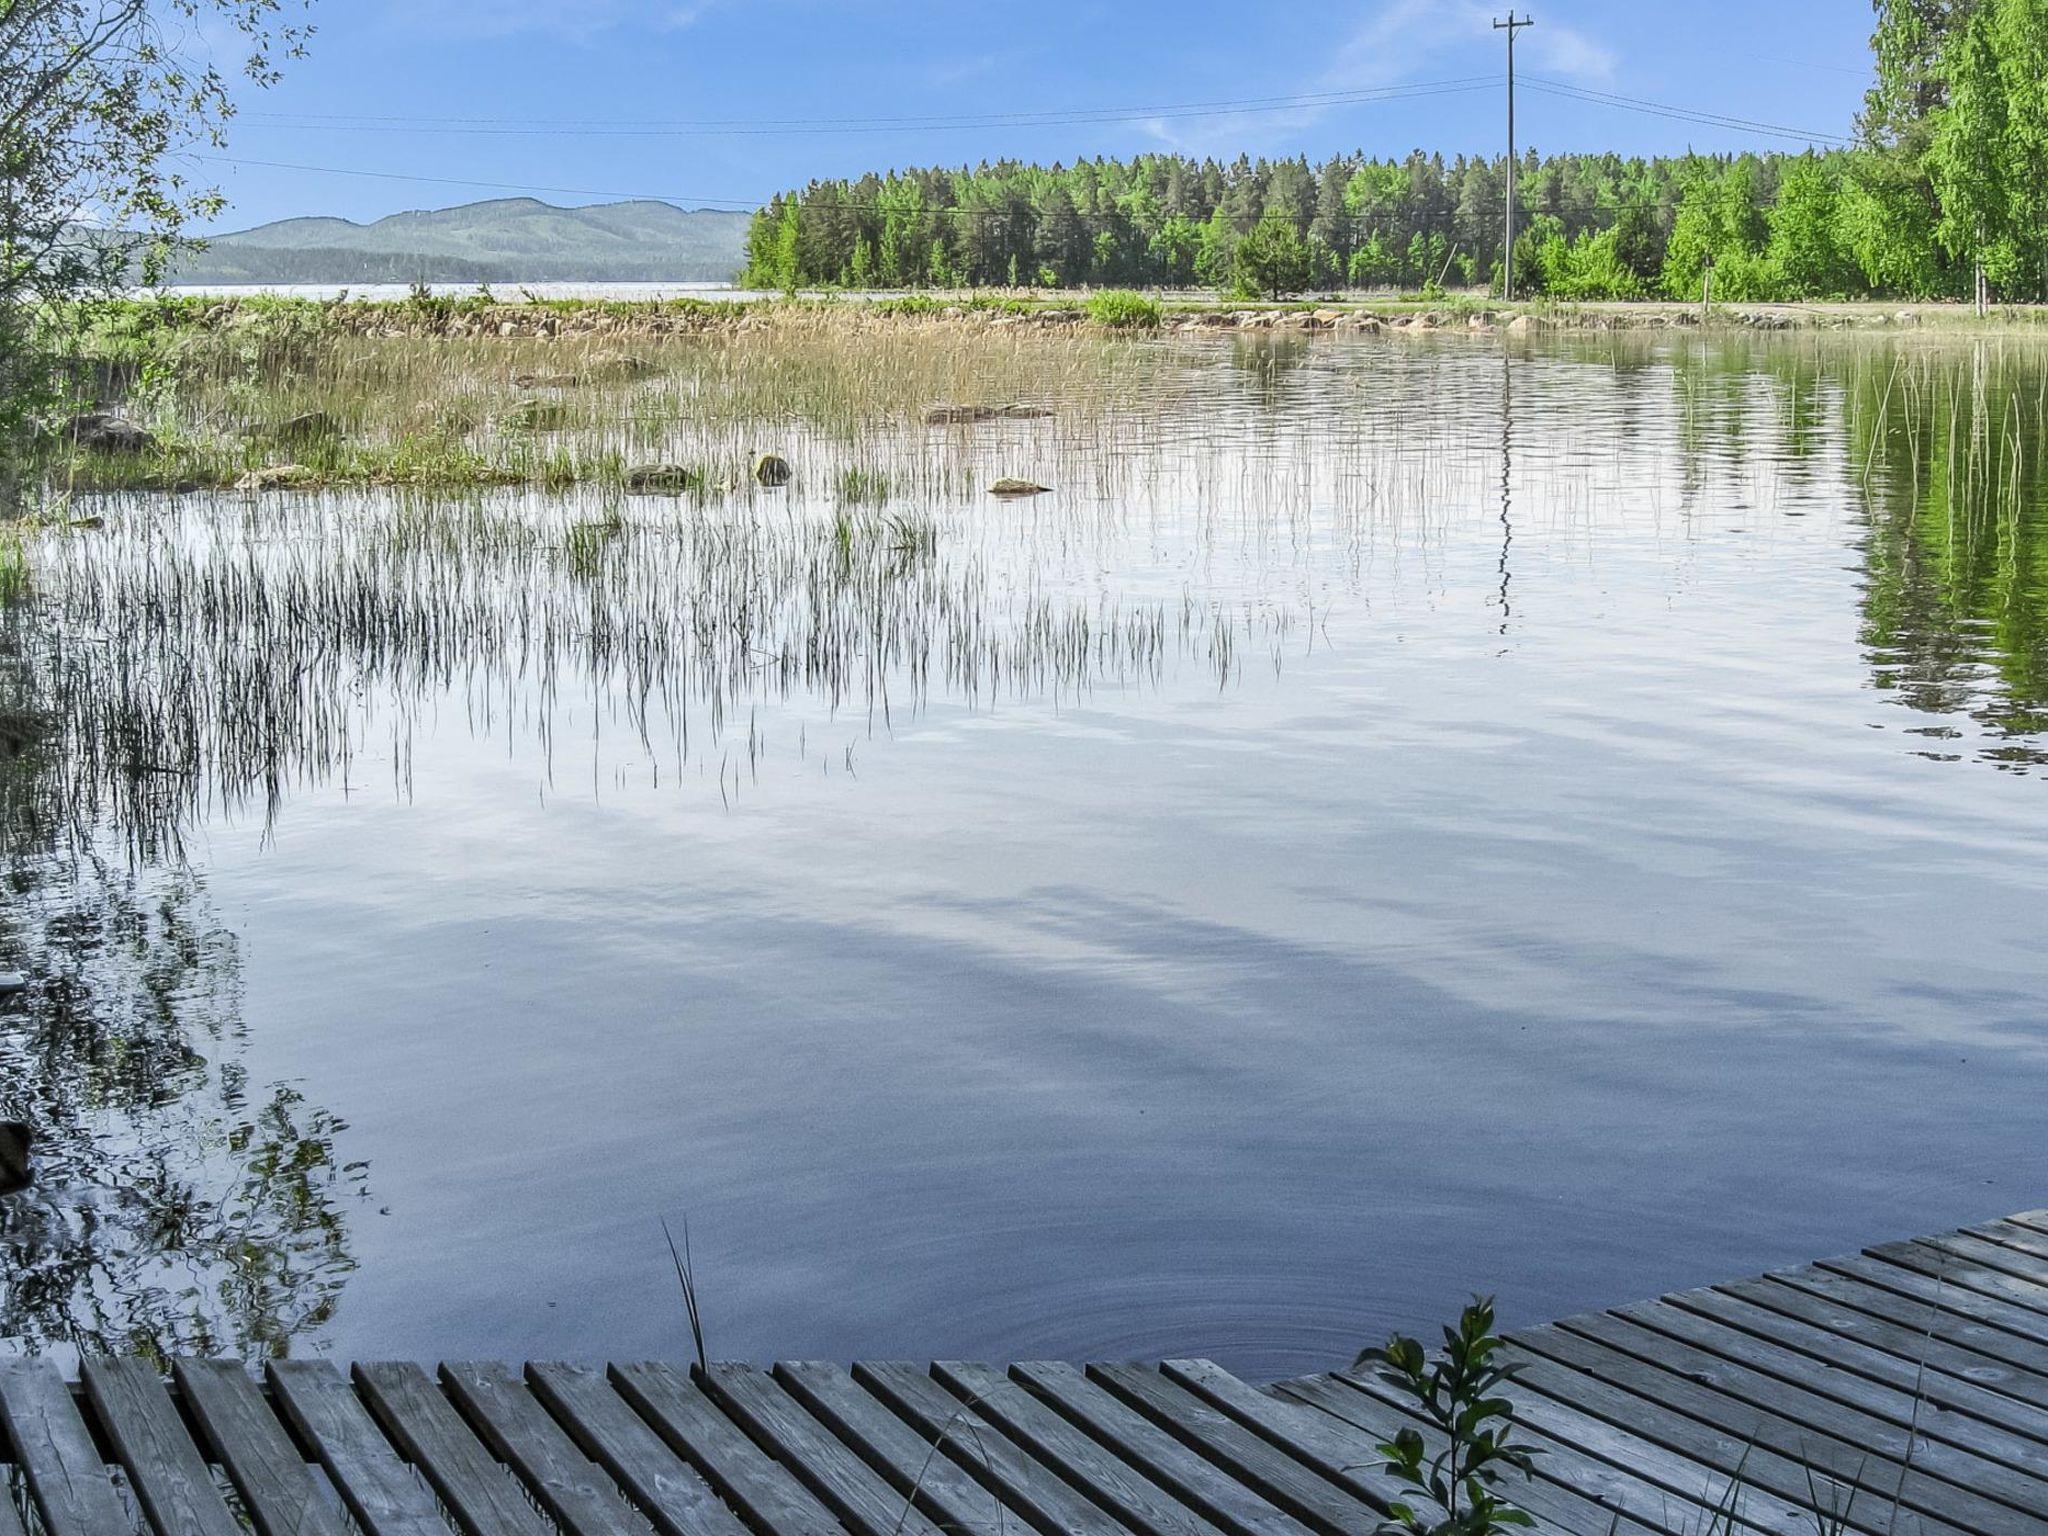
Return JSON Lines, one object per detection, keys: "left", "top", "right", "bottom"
{"left": 3, "top": 334, "right": 2045, "bottom": 1376}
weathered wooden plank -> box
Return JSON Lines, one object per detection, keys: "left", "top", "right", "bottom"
{"left": 1261, "top": 1371, "right": 1672, "bottom": 1536}
{"left": 0, "top": 1358, "right": 129, "bottom": 1536}
{"left": 0, "top": 1473, "right": 26, "bottom": 1536}
{"left": 1676, "top": 1284, "right": 2048, "bottom": 1440}
{"left": 1375, "top": 1352, "right": 1827, "bottom": 1536}
{"left": 525, "top": 1363, "right": 758, "bottom": 1536}
{"left": 1574, "top": 1309, "right": 2048, "bottom": 1525}
{"left": 1735, "top": 1272, "right": 2048, "bottom": 1408}
{"left": 1009, "top": 1362, "right": 1311, "bottom": 1536}
{"left": 441, "top": 1362, "right": 650, "bottom": 1536}
{"left": 1813, "top": 1253, "right": 2048, "bottom": 1351}
{"left": 354, "top": 1362, "right": 555, "bottom": 1536}
{"left": 1517, "top": 1323, "right": 2004, "bottom": 1536}
{"left": 932, "top": 1362, "right": 1228, "bottom": 1536}
{"left": 772, "top": 1362, "right": 1017, "bottom": 1536}
{"left": 1911, "top": 1235, "right": 2048, "bottom": 1301}
{"left": 698, "top": 1364, "right": 942, "bottom": 1536}
{"left": 174, "top": 1359, "right": 351, "bottom": 1536}
{"left": 1966, "top": 1222, "right": 2048, "bottom": 1266}
{"left": 1495, "top": 1344, "right": 1941, "bottom": 1536}
{"left": 1154, "top": 1362, "right": 1403, "bottom": 1515}
{"left": 1866, "top": 1241, "right": 2048, "bottom": 1319}
{"left": 606, "top": 1362, "right": 844, "bottom": 1536}
{"left": 1619, "top": 1297, "right": 2048, "bottom": 1468}
{"left": 2006, "top": 1211, "right": 2048, "bottom": 1240}
{"left": 852, "top": 1363, "right": 1127, "bottom": 1536}
{"left": 1080, "top": 1364, "right": 1375, "bottom": 1536}
{"left": 80, "top": 1358, "right": 243, "bottom": 1536}
{"left": 268, "top": 1361, "right": 449, "bottom": 1536}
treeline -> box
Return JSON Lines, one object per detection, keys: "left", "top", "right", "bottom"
{"left": 743, "top": 1, "right": 2048, "bottom": 302}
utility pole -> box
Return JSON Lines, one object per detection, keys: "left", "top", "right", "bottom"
{"left": 1495, "top": 12, "right": 1534, "bottom": 302}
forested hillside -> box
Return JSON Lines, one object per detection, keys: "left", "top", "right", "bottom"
{"left": 744, "top": 0, "right": 2048, "bottom": 301}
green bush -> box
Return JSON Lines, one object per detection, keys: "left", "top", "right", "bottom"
{"left": 1086, "top": 290, "right": 1163, "bottom": 330}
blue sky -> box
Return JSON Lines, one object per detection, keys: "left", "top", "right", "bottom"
{"left": 193, "top": 0, "right": 1879, "bottom": 233}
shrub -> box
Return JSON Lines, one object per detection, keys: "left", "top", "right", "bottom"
{"left": 1086, "top": 290, "right": 1163, "bottom": 330}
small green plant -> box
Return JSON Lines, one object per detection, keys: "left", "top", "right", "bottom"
{"left": 835, "top": 466, "right": 892, "bottom": 505}
{"left": 1086, "top": 291, "right": 1163, "bottom": 330}
{"left": 1357, "top": 1297, "right": 1540, "bottom": 1536}
{"left": 0, "top": 533, "right": 29, "bottom": 607}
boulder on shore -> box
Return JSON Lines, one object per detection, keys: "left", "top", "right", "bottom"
{"left": 242, "top": 410, "right": 341, "bottom": 445}
{"left": 66, "top": 410, "right": 156, "bottom": 455}
{"left": 923, "top": 403, "right": 1054, "bottom": 426}
{"left": 753, "top": 453, "right": 793, "bottom": 487}
{"left": 589, "top": 353, "right": 661, "bottom": 383}
{"left": 625, "top": 463, "right": 703, "bottom": 493}
{"left": 236, "top": 464, "right": 316, "bottom": 492}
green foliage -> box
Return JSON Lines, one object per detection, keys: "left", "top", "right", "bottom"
{"left": 1662, "top": 159, "right": 1774, "bottom": 300}
{"left": 0, "top": 1, "right": 311, "bottom": 513}
{"left": 1532, "top": 224, "right": 1646, "bottom": 300}
{"left": 1767, "top": 158, "right": 1861, "bottom": 297}
{"left": 1086, "top": 290, "right": 1164, "bottom": 330}
{"left": 0, "top": 534, "right": 28, "bottom": 609}
{"left": 1231, "top": 216, "right": 1314, "bottom": 300}
{"left": 1359, "top": 1298, "right": 1540, "bottom": 1536}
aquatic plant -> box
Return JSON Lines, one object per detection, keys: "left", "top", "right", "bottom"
{"left": 1356, "top": 1297, "right": 1541, "bottom": 1536}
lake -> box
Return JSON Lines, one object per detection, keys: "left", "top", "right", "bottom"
{"left": 3, "top": 330, "right": 2045, "bottom": 1378}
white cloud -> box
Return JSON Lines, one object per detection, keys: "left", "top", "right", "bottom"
{"left": 1325, "top": 0, "right": 1616, "bottom": 90}
{"left": 1140, "top": 3, "right": 1615, "bottom": 153}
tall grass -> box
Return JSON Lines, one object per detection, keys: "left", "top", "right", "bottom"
{"left": 0, "top": 535, "right": 26, "bottom": 607}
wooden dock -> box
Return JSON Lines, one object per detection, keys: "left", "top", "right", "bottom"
{"left": 6, "top": 1209, "right": 2048, "bottom": 1536}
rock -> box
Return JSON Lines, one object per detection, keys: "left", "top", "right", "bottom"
{"left": 0, "top": 971, "right": 24, "bottom": 995}
{"left": 1313, "top": 308, "right": 1345, "bottom": 326}
{"left": 625, "top": 463, "right": 703, "bottom": 493}
{"left": 753, "top": 453, "right": 793, "bottom": 487}
{"left": 989, "top": 477, "right": 1051, "bottom": 498}
{"left": 589, "top": 352, "right": 661, "bottom": 383}
{"left": 243, "top": 410, "right": 340, "bottom": 445}
{"left": 500, "top": 398, "right": 571, "bottom": 432}
{"left": 0, "top": 1121, "right": 28, "bottom": 1197}
{"left": 236, "top": 464, "right": 315, "bottom": 492}
{"left": 1506, "top": 315, "right": 1548, "bottom": 335}
{"left": 67, "top": 410, "right": 155, "bottom": 455}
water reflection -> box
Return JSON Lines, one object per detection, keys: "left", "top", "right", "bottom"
{"left": 3, "top": 332, "right": 2047, "bottom": 1365}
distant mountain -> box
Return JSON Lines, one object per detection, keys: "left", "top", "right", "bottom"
{"left": 166, "top": 198, "right": 754, "bottom": 285}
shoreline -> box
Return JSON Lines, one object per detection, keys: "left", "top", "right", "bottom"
{"left": 108, "top": 291, "right": 2048, "bottom": 341}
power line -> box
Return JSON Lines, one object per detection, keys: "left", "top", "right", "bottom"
{"left": 1523, "top": 77, "right": 1855, "bottom": 146}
